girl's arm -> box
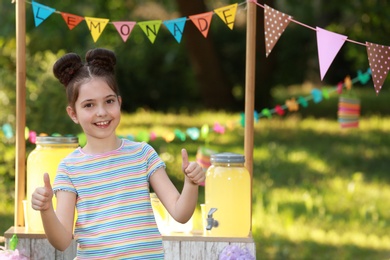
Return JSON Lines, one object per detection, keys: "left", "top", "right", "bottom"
{"left": 31, "top": 173, "right": 76, "bottom": 251}
{"left": 150, "top": 149, "right": 205, "bottom": 223}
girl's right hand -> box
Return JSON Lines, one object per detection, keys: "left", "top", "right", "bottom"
{"left": 31, "top": 173, "right": 54, "bottom": 212}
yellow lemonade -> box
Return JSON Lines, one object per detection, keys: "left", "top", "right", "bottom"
{"left": 26, "top": 136, "right": 78, "bottom": 232}
{"left": 205, "top": 153, "right": 251, "bottom": 237}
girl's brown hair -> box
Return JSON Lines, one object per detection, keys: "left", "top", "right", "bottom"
{"left": 53, "top": 48, "right": 120, "bottom": 109}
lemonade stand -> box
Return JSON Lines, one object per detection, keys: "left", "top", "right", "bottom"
{"left": 5, "top": 0, "right": 257, "bottom": 258}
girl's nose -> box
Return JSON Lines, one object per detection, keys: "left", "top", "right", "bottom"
{"left": 96, "top": 105, "right": 107, "bottom": 117}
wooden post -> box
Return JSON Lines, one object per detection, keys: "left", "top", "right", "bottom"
{"left": 244, "top": 0, "right": 257, "bottom": 229}
{"left": 15, "top": 0, "right": 27, "bottom": 227}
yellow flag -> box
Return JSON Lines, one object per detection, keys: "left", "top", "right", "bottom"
{"left": 214, "top": 3, "right": 238, "bottom": 30}
{"left": 85, "top": 17, "right": 109, "bottom": 42}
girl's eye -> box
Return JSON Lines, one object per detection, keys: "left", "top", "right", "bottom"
{"left": 107, "top": 99, "right": 115, "bottom": 104}
{"left": 84, "top": 103, "right": 93, "bottom": 108}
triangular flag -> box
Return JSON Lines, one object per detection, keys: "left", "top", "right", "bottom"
{"left": 163, "top": 17, "right": 187, "bottom": 43}
{"left": 138, "top": 20, "right": 162, "bottom": 44}
{"left": 316, "top": 27, "right": 347, "bottom": 80}
{"left": 31, "top": 1, "right": 56, "bottom": 27}
{"left": 112, "top": 21, "right": 136, "bottom": 42}
{"left": 366, "top": 42, "right": 390, "bottom": 95}
{"left": 189, "top": 12, "right": 213, "bottom": 38}
{"left": 60, "top": 12, "right": 84, "bottom": 30}
{"left": 264, "top": 4, "right": 291, "bottom": 57}
{"left": 214, "top": 3, "right": 238, "bottom": 30}
{"left": 84, "top": 17, "right": 109, "bottom": 43}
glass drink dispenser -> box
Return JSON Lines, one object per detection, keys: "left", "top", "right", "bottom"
{"left": 205, "top": 152, "right": 251, "bottom": 237}
{"left": 26, "top": 136, "right": 79, "bottom": 232}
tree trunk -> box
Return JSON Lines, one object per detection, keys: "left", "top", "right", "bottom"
{"left": 175, "top": 0, "right": 236, "bottom": 110}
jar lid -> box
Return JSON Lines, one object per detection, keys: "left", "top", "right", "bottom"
{"left": 210, "top": 152, "right": 245, "bottom": 163}
{"left": 36, "top": 136, "right": 79, "bottom": 144}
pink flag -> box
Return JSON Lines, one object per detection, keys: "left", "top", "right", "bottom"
{"left": 264, "top": 5, "right": 291, "bottom": 57}
{"left": 316, "top": 27, "right": 347, "bottom": 80}
{"left": 366, "top": 42, "right": 390, "bottom": 95}
{"left": 112, "top": 21, "right": 136, "bottom": 42}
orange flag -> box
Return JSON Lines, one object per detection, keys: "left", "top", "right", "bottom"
{"left": 61, "top": 12, "right": 84, "bottom": 30}
{"left": 189, "top": 12, "right": 213, "bottom": 38}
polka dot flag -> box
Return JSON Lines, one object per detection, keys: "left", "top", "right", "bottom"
{"left": 264, "top": 4, "right": 291, "bottom": 57}
{"left": 366, "top": 42, "right": 390, "bottom": 95}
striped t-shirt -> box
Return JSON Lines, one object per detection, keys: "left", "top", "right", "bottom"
{"left": 53, "top": 139, "right": 165, "bottom": 259}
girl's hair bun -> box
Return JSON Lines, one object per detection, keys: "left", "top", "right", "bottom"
{"left": 85, "top": 48, "right": 116, "bottom": 73}
{"left": 53, "top": 53, "right": 83, "bottom": 87}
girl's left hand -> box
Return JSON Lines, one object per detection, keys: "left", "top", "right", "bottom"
{"left": 181, "top": 148, "right": 205, "bottom": 185}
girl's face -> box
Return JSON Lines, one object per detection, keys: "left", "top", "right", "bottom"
{"left": 67, "top": 78, "right": 121, "bottom": 143}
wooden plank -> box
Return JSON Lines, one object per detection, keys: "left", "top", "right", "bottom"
{"left": 205, "top": 241, "right": 229, "bottom": 259}
{"left": 163, "top": 240, "right": 180, "bottom": 260}
{"left": 180, "top": 241, "right": 205, "bottom": 260}
{"left": 30, "top": 238, "right": 55, "bottom": 260}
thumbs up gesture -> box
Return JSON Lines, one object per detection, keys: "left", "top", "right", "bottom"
{"left": 31, "top": 173, "right": 54, "bottom": 212}
{"left": 181, "top": 149, "right": 205, "bottom": 185}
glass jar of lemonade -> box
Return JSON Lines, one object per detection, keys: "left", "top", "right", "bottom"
{"left": 205, "top": 152, "right": 251, "bottom": 237}
{"left": 26, "top": 136, "right": 79, "bottom": 232}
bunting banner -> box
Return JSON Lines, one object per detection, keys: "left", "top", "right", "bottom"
{"left": 316, "top": 27, "right": 348, "bottom": 80}
{"left": 366, "top": 42, "right": 390, "bottom": 95}
{"left": 264, "top": 4, "right": 291, "bottom": 57}
{"left": 13, "top": 0, "right": 390, "bottom": 93}
{"left": 112, "top": 21, "right": 136, "bottom": 42}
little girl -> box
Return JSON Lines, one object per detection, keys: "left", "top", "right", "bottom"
{"left": 31, "top": 48, "right": 205, "bottom": 259}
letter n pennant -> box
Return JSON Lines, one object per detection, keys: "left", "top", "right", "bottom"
{"left": 138, "top": 20, "right": 162, "bottom": 44}
{"left": 85, "top": 17, "right": 109, "bottom": 42}
{"left": 189, "top": 12, "right": 213, "bottom": 38}
{"left": 32, "top": 1, "right": 56, "bottom": 27}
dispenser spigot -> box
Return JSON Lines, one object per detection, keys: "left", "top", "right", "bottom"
{"left": 206, "top": 208, "right": 219, "bottom": 230}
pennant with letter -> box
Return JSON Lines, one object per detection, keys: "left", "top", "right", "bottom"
{"left": 138, "top": 20, "right": 162, "bottom": 44}
{"left": 61, "top": 12, "right": 84, "bottom": 30}
{"left": 163, "top": 17, "right": 187, "bottom": 43}
{"left": 316, "top": 27, "right": 347, "bottom": 80}
{"left": 189, "top": 12, "right": 213, "bottom": 38}
{"left": 366, "top": 42, "right": 390, "bottom": 95}
{"left": 85, "top": 17, "right": 109, "bottom": 42}
{"left": 264, "top": 4, "right": 291, "bottom": 57}
{"left": 214, "top": 3, "right": 238, "bottom": 30}
{"left": 32, "top": 1, "right": 56, "bottom": 27}
{"left": 112, "top": 21, "right": 136, "bottom": 42}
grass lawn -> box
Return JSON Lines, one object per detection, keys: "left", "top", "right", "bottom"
{"left": 2, "top": 105, "right": 390, "bottom": 259}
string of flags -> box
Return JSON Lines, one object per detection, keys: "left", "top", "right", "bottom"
{"left": 19, "top": 0, "right": 389, "bottom": 94}
{"left": 1, "top": 69, "right": 372, "bottom": 144}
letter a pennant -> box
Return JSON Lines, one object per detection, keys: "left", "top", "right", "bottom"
{"left": 189, "top": 12, "right": 213, "bottom": 38}
{"left": 316, "top": 27, "right": 347, "bottom": 80}
{"left": 264, "top": 4, "right": 291, "bottom": 57}
{"left": 163, "top": 17, "right": 187, "bottom": 43}
{"left": 366, "top": 42, "right": 390, "bottom": 95}
{"left": 214, "top": 3, "right": 238, "bottom": 30}
{"left": 32, "top": 1, "right": 56, "bottom": 27}
{"left": 85, "top": 17, "right": 109, "bottom": 42}
{"left": 61, "top": 12, "right": 84, "bottom": 30}
{"left": 138, "top": 20, "right": 162, "bottom": 44}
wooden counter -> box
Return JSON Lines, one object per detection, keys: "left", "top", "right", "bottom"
{"left": 5, "top": 227, "right": 256, "bottom": 259}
